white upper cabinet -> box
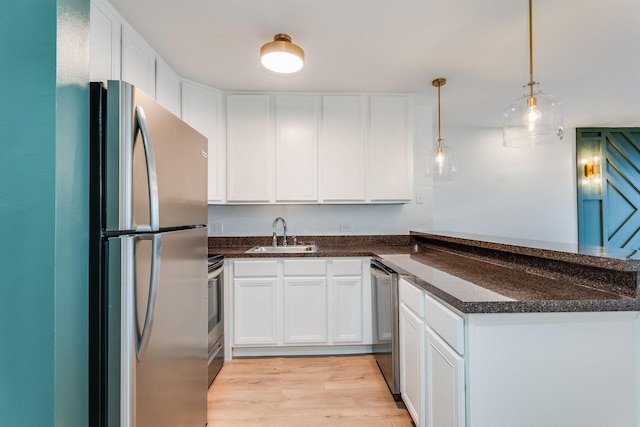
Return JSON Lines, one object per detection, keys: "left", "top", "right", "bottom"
{"left": 368, "top": 96, "right": 412, "bottom": 201}
{"left": 275, "top": 96, "right": 319, "bottom": 202}
{"left": 155, "top": 59, "right": 181, "bottom": 116}
{"left": 226, "top": 94, "right": 273, "bottom": 202}
{"left": 320, "top": 96, "right": 367, "bottom": 202}
{"left": 181, "top": 81, "right": 225, "bottom": 202}
{"left": 121, "top": 25, "right": 156, "bottom": 97}
{"left": 89, "top": 0, "right": 121, "bottom": 83}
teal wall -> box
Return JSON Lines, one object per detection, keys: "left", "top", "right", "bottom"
{"left": 0, "top": 0, "right": 89, "bottom": 425}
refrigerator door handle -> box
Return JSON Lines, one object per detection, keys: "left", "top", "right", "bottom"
{"left": 134, "top": 105, "right": 160, "bottom": 232}
{"left": 136, "top": 233, "right": 162, "bottom": 361}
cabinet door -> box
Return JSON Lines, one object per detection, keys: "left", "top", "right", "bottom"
{"left": 121, "top": 25, "right": 156, "bottom": 97}
{"left": 283, "top": 277, "right": 327, "bottom": 344}
{"left": 275, "top": 96, "right": 318, "bottom": 202}
{"left": 89, "top": 0, "right": 121, "bottom": 83}
{"left": 182, "top": 82, "right": 225, "bottom": 202}
{"left": 233, "top": 277, "right": 278, "bottom": 345}
{"left": 320, "top": 96, "right": 366, "bottom": 201}
{"left": 331, "top": 276, "right": 363, "bottom": 343}
{"left": 425, "top": 327, "right": 465, "bottom": 427}
{"left": 400, "top": 303, "right": 425, "bottom": 427}
{"left": 226, "top": 94, "right": 273, "bottom": 202}
{"left": 155, "top": 59, "right": 181, "bottom": 116}
{"left": 368, "top": 96, "right": 412, "bottom": 201}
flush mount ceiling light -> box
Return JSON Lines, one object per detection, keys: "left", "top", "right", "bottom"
{"left": 427, "top": 78, "right": 457, "bottom": 176}
{"left": 503, "top": 0, "right": 563, "bottom": 147}
{"left": 260, "top": 33, "right": 304, "bottom": 74}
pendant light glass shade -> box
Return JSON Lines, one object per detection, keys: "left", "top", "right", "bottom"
{"left": 427, "top": 78, "right": 457, "bottom": 176}
{"left": 260, "top": 34, "right": 304, "bottom": 73}
{"left": 502, "top": 0, "right": 563, "bottom": 147}
{"left": 427, "top": 141, "right": 457, "bottom": 175}
{"left": 503, "top": 84, "right": 563, "bottom": 147}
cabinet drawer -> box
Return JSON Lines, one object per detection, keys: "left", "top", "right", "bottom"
{"left": 284, "top": 259, "right": 327, "bottom": 276}
{"left": 233, "top": 260, "right": 278, "bottom": 277}
{"left": 399, "top": 278, "right": 424, "bottom": 318}
{"left": 331, "top": 259, "right": 362, "bottom": 276}
{"left": 424, "top": 294, "right": 464, "bottom": 355}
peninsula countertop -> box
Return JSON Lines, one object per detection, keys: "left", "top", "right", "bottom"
{"left": 209, "top": 232, "right": 640, "bottom": 314}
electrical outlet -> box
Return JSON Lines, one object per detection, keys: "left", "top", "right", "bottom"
{"left": 209, "top": 221, "right": 223, "bottom": 235}
{"left": 340, "top": 223, "right": 353, "bottom": 232}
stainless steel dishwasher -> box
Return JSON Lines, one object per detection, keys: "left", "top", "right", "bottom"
{"left": 370, "top": 259, "right": 400, "bottom": 396}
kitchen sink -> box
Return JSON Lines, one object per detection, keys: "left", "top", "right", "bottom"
{"left": 246, "top": 244, "right": 317, "bottom": 254}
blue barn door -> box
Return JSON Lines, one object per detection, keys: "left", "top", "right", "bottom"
{"left": 577, "top": 128, "right": 640, "bottom": 249}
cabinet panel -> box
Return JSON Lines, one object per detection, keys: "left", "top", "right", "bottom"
{"left": 332, "top": 276, "right": 363, "bottom": 343}
{"left": 155, "top": 59, "right": 181, "bottom": 116}
{"left": 275, "top": 96, "right": 318, "bottom": 202}
{"left": 425, "top": 294, "right": 464, "bottom": 355}
{"left": 425, "top": 327, "right": 465, "bottom": 427}
{"left": 368, "top": 96, "right": 412, "bottom": 201}
{"left": 89, "top": 0, "right": 121, "bottom": 83}
{"left": 226, "top": 95, "right": 272, "bottom": 202}
{"left": 284, "top": 277, "right": 327, "bottom": 343}
{"left": 283, "top": 259, "right": 326, "bottom": 276}
{"left": 121, "top": 26, "right": 156, "bottom": 97}
{"left": 400, "top": 303, "right": 425, "bottom": 426}
{"left": 233, "top": 277, "right": 278, "bottom": 345}
{"left": 320, "top": 96, "right": 366, "bottom": 201}
{"left": 181, "top": 82, "right": 225, "bottom": 202}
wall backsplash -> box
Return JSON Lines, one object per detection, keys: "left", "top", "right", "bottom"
{"left": 207, "top": 202, "right": 433, "bottom": 236}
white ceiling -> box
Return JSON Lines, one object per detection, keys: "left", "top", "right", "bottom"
{"left": 108, "top": 0, "right": 640, "bottom": 128}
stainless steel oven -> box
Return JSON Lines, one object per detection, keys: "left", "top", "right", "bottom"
{"left": 207, "top": 255, "right": 224, "bottom": 386}
{"left": 371, "top": 258, "right": 400, "bottom": 396}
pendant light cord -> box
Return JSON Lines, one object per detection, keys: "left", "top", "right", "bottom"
{"left": 528, "top": 0, "right": 535, "bottom": 97}
{"left": 437, "top": 83, "right": 442, "bottom": 146}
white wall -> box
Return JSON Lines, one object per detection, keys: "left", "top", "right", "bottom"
{"left": 431, "top": 126, "right": 578, "bottom": 244}
{"left": 208, "top": 106, "right": 434, "bottom": 236}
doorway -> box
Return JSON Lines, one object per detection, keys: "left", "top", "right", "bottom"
{"left": 576, "top": 128, "right": 640, "bottom": 249}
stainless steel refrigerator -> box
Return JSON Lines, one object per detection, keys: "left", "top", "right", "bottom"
{"left": 89, "top": 81, "right": 208, "bottom": 427}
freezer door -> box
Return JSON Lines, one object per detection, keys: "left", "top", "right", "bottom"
{"left": 104, "top": 80, "right": 208, "bottom": 231}
{"left": 120, "top": 227, "right": 208, "bottom": 427}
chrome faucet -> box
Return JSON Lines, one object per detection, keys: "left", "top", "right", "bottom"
{"left": 272, "top": 217, "right": 287, "bottom": 246}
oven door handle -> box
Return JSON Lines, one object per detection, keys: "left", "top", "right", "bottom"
{"left": 209, "top": 264, "right": 223, "bottom": 278}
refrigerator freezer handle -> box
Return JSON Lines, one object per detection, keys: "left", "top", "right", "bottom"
{"left": 136, "top": 234, "right": 162, "bottom": 361}
{"left": 134, "top": 105, "right": 160, "bottom": 231}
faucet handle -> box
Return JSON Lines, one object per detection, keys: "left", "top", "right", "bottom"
{"left": 292, "top": 236, "right": 297, "bottom": 246}
{"left": 272, "top": 232, "right": 277, "bottom": 247}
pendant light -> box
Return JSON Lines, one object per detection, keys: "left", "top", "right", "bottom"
{"left": 503, "top": 0, "right": 563, "bottom": 147}
{"left": 260, "top": 34, "right": 305, "bottom": 74}
{"left": 427, "top": 78, "right": 457, "bottom": 176}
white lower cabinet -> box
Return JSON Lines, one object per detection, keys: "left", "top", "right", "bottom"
{"left": 400, "top": 278, "right": 462, "bottom": 427}
{"left": 232, "top": 260, "right": 279, "bottom": 345}
{"left": 234, "top": 277, "right": 278, "bottom": 345}
{"left": 396, "top": 277, "right": 639, "bottom": 427}
{"left": 399, "top": 303, "right": 425, "bottom": 426}
{"left": 230, "top": 258, "right": 370, "bottom": 355}
{"left": 425, "top": 327, "right": 465, "bottom": 427}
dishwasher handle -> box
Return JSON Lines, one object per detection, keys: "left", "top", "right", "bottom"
{"left": 371, "top": 259, "right": 397, "bottom": 277}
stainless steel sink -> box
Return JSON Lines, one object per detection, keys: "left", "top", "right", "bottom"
{"left": 246, "top": 244, "right": 317, "bottom": 254}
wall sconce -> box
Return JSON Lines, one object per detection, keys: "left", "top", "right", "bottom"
{"left": 581, "top": 156, "right": 601, "bottom": 193}
{"left": 584, "top": 162, "right": 598, "bottom": 177}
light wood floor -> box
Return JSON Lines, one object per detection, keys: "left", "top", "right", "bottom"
{"left": 207, "top": 354, "right": 415, "bottom": 427}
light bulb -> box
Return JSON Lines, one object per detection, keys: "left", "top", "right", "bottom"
{"left": 523, "top": 96, "right": 542, "bottom": 131}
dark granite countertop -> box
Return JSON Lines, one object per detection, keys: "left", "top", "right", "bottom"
{"left": 209, "top": 232, "right": 640, "bottom": 314}
{"left": 208, "top": 235, "right": 414, "bottom": 258}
